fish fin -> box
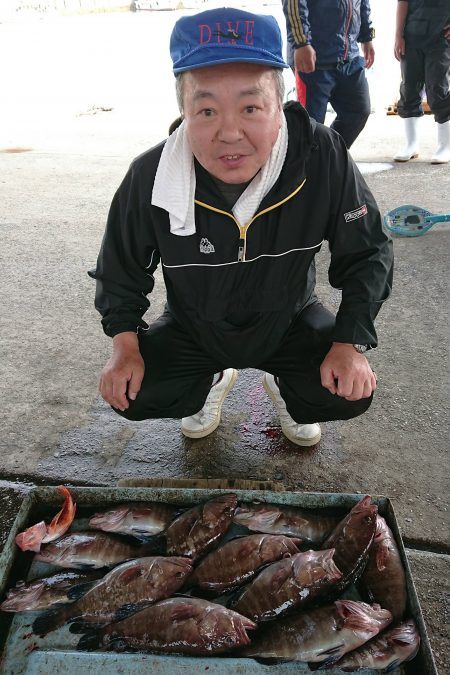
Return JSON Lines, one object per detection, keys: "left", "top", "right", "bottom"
{"left": 77, "top": 631, "right": 101, "bottom": 651}
{"left": 170, "top": 603, "right": 198, "bottom": 622}
{"left": 115, "top": 567, "right": 144, "bottom": 585}
{"left": 251, "top": 657, "right": 293, "bottom": 665}
{"left": 32, "top": 605, "right": 71, "bottom": 636}
{"left": 384, "top": 659, "right": 401, "bottom": 673}
{"left": 376, "top": 544, "right": 389, "bottom": 572}
{"left": 69, "top": 620, "right": 107, "bottom": 634}
{"left": 270, "top": 567, "right": 291, "bottom": 593}
{"left": 67, "top": 580, "right": 100, "bottom": 601}
{"left": 114, "top": 602, "right": 145, "bottom": 623}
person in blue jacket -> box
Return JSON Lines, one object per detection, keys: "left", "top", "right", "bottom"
{"left": 283, "top": 0, "right": 375, "bottom": 148}
{"left": 90, "top": 8, "right": 393, "bottom": 449}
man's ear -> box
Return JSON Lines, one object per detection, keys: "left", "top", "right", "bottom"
{"left": 168, "top": 115, "right": 184, "bottom": 135}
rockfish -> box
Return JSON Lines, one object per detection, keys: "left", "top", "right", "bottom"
{"left": 165, "top": 493, "right": 237, "bottom": 561}
{"left": 232, "top": 548, "right": 342, "bottom": 622}
{"left": 233, "top": 502, "right": 340, "bottom": 544}
{"left": 15, "top": 486, "right": 76, "bottom": 552}
{"left": 242, "top": 599, "right": 392, "bottom": 666}
{"left": 359, "top": 515, "right": 407, "bottom": 622}
{"left": 78, "top": 597, "right": 257, "bottom": 655}
{"left": 0, "top": 570, "right": 103, "bottom": 612}
{"left": 34, "top": 531, "right": 157, "bottom": 569}
{"left": 89, "top": 502, "right": 178, "bottom": 539}
{"left": 329, "top": 618, "right": 420, "bottom": 671}
{"left": 187, "top": 534, "right": 301, "bottom": 594}
{"left": 322, "top": 495, "right": 378, "bottom": 593}
{"left": 32, "top": 556, "right": 193, "bottom": 636}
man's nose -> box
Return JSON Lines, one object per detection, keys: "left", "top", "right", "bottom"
{"left": 217, "top": 114, "right": 244, "bottom": 142}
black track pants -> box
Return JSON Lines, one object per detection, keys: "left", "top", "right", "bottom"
{"left": 397, "top": 44, "right": 450, "bottom": 123}
{"left": 116, "top": 302, "right": 373, "bottom": 424}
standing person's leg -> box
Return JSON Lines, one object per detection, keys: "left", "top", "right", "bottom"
{"left": 259, "top": 301, "right": 373, "bottom": 446}
{"left": 394, "top": 47, "right": 425, "bottom": 161}
{"left": 115, "top": 310, "right": 228, "bottom": 423}
{"left": 329, "top": 57, "right": 371, "bottom": 148}
{"left": 425, "top": 45, "right": 450, "bottom": 164}
{"left": 297, "top": 69, "right": 336, "bottom": 123}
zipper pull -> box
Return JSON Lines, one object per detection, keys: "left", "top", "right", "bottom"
{"left": 238, "top": 238, "right": 245, "bottom": 262}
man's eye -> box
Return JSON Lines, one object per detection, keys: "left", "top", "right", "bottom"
{"left": 200, "top": 109, "right": 214, "bottom": 117}
{"left": 245, "top": 106, "right": 257, "bottom": 113}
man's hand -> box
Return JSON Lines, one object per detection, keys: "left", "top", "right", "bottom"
{"left": 320, "top": 342, "right": 377, "bottom": 401}
{"left": 362, "top": 41, "right": 375, "bottom": 68}
{"left": 294, "top": 45, "right": 316, "bottom": 73}
{"left": 99, "top": 332, "right": 144, "bottom": 411}
{"left": 394, "top": 36, "right": 405, "bottom": 61}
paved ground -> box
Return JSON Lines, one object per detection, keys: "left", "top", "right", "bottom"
{"left": 0, "top": 4, "right": 449, "bottom": 672}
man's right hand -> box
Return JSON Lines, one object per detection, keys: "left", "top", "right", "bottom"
{"left": 99, "top": 332, "right": 144, "bottom": 411}
{"left": 294, "top": 45, "right": 316, "bottom": 73}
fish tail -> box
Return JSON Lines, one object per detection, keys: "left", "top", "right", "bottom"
{"left": 32, "top": 604, "right": 71, "bottom": 636}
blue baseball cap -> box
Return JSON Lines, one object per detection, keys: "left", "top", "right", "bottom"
{"left": 170, "top": 7, "right": 289, "bottom": 74}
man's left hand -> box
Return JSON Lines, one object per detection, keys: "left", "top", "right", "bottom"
{"left": 361, "top": 41, "right": 375, "bottom": 69}
{"left": 320, "top": 342, "right": 377, "bottom": 401}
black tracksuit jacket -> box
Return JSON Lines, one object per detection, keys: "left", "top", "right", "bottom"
{"left": 90, "top": 102, "right": 393, "bottom": 368}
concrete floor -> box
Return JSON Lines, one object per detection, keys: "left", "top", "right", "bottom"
{"left": 0, "top": 4, "right": 449, "bottom": 673}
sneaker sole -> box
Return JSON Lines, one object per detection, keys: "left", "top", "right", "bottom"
{"left": 263, "top": 376, "right": 321, "bottom": 447}
{"left": 181, "top": 369, "right": 238, "bottom": 439}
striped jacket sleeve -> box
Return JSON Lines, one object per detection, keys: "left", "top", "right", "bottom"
{"left": 282, "top": 0, "right": 312, "bottom": 48}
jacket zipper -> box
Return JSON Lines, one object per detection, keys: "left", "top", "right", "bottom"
{"left": 343, "top": 0, "right": 352, "bottom": 61}
{"left": 195, "top": 178, "right": 307, "bottom": 262}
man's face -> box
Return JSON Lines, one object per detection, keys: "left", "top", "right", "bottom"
{"left": 182, "top": 63, "right": 282, "bottom": 184}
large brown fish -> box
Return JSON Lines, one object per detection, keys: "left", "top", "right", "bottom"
{"left": 0, "top": 570, "right": 103, "bottom": 612}
{"left": 232, "top": 548, "right": 342, "bottom": 622}
{"left": 329, "top": 618, "right": 420, "bottom": 671}
{"left": 78, "top": 597, "right": 257, "bottom": 655}
{"left": 233, "top": 502, "right": 340, "bottom": 544}
{"left": 165, "top": 493, "right": 237, "bottom": 561}
{"left": 187, "top": 534, "right": 301, "bottom": 594}
{"left": 359, "top": 515, "right": 407, "bottom": 622}
{"left": 32, "top": 556, "right": 193, "bottom": 636}
{"left": 34, "top": 531, "right": 156, "bottom": 569}
{"left": 241, "top": 599, "right": 392, "bottom": 666}
{"left": 322, "top": 495, "right": 378, "bottom": 593}
{"left": 89, "top": 502, "right": 178, "bottom": 539}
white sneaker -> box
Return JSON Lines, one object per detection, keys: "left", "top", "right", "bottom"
{"left": 181, "top": 369, "right": 238, "bottom": 439}
{"left": 263, "top": 373, "right": 321, "bottom": 447}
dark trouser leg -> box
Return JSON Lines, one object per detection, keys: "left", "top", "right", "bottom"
{"left": 424, "top": 45, "right": 450, "bottom": 124}
{"left": 116, "top": 311, "right": 223, "bottom": 421}
{"left": 259, "top": 301, "right": 373, "bottom": 424}
{"left": 397, "top": 47, "right": 425, "bottom": 118}
{"left": 298, "top": 69, "right": 335, "bottom": 124}
{"left": 330, "top": 57, "right": 371, "bottom": 148}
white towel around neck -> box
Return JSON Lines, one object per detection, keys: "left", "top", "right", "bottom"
{"left": 151, "top": 114, "right": 288, "bottom": 236}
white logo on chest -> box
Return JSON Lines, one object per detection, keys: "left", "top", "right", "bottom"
{"left": 199, "top": 238, "right": 215, "bottom": 254}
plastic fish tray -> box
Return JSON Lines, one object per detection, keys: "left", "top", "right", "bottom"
{"left": 0, "top": 486, "right": 438, "bottom": 674}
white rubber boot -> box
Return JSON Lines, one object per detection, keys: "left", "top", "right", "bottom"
{"left": 431, "top": 121, "right": 450, "bottom": 164}
{"left": 394, "top": 117, "right": 420, "bottom": 162}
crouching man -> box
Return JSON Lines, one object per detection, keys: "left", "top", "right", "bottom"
{"left": 89, "top": 7, "right": 393, "bottom": 447}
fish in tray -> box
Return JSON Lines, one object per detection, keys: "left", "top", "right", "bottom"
{"left": 233, "top": 502, "right": 340, "bottom": 544}
{"left": 186, "top": 534, "right": 302, "bottom": 594}
{"left": 89, "top": 502, "right": 179, "bottom": 540}
{"left": 241, "top": 599, "right": 392, "bottom": 667}
{"left": 15, "top": 486, "right": 76, "bottom": 552}
{"left": 231, "top": 548, "right": 342, "bottom": 622}
{"left": 328, "top": 618, "right": 421, "bottom": 671}
{"left": 359, "top": 515, "right": 408, "bottom": 623}
{"left": 77, "top": 596, "right": 257, "bottom": 655}
{"left": 34, "top": 531, "right": 160, "bottom": 569}
{"left": 322, "top": 495, "right": 378, "bottom": 594}
{"left": 0, "top": 570, "right": 104, "bottom": 612}
{"left": 165, "top": 493, "right": 237, "bottom": 561}
{"left": 32, "top": 556, "right": 193, "bottom": 636}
